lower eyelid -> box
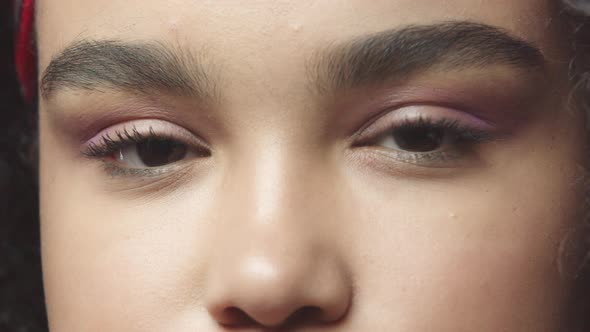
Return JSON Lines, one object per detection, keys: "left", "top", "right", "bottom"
{"left": 352, "top": 148, "right": 476, "bottom": 176}
{"left": 374, "top": 146, "right": 462, "bottom": 163}
{"left": 97, "top": 149, "right": 207, "bottom": 180}
{"left": 98, "top": 161, "right": 201, "bottom": 196}
{"left": 101, "top": 161, "right": 185, "bottom": 177}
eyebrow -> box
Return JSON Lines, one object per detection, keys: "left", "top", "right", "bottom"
{"left": 309, "top": 21, "right": 546, "bottom": 93}
{"left": 40, "top": 40, "right": 217, "bottom": 100}
{"left": 41, "top": 21, "right": 545, "bottom": 101}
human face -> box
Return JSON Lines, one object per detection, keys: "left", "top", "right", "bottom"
{"left": 37, "top": 0, "right": 587, "bottom": 331}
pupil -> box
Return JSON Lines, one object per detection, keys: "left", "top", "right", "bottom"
{"left": 393, "top": 127, "right": 445, "bottom": 152}
{"left": 136, "top": 139, "right": 188, "bottom": 167}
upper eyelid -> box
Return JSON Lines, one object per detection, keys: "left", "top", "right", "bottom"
{"left": 352, "top": 105, "right": 495, "bottom": 143}
{"left": 350, "top": 104, "right": 425, "bottom": 143}
{"left": 84, "top": 119, "right": 211, "bottom": 151}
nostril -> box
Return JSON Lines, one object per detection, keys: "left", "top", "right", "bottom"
{"left": 220, "top": 307, "right": 257, "bottom": 327}
{"left": 221, "top": 305, "right": 328, "bottom": 328}
{"left": 285, "top": 306, "right": 324, "bottom": 325}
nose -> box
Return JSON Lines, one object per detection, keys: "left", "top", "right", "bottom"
{"left": 204, "top": 149, "right": 352, "bottom": 328}
{"left": 206, "top": 252, "right": 351, "bottom": 328}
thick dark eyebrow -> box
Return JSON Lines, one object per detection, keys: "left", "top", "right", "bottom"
{"left": 309, "top": 21, "right": 546, "bottom": 93}
{"left": 40, "top": 40, "right": 217, "bottom": 100}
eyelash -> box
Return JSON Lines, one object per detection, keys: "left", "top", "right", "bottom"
{"left": 83, "top": 126, "right": 148, "bottom": 159}
{"left": 390, "top": 116, "right": 492, "bottom": 143}
{"left": 82, "top": 113, "right": 495, "bottom": 179}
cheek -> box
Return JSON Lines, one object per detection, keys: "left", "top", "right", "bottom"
{"left": 42, "top": 189, "right": 218, "bottom": 330}
{"left": 40, "top": 115, "right": 216, "bottom": 329}
{"left": 346, "top": 159, "right": 584, "bottom": 330}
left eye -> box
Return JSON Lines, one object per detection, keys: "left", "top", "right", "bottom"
{"left": 114, "top": 138, "right": 191, "bottom": 167}
{"left": 377, "top": 125, "right": 458, "bottom": 153}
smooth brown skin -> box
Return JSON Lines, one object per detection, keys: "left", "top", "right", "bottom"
{"left": 37, "top": 0, "right": 588, "bottom": 331}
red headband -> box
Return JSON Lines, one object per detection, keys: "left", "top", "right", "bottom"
{"left": 15, "top": 0, "right": 36, "bottom": 102}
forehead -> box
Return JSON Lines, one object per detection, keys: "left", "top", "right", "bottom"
{"left": 36, "top": 0, "right": 561, "bottom": 74}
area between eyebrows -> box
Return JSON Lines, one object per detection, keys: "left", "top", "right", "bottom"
{"left": 308, "top": 21, "right": 546, "bottom": 95}
{"left": 40, "top": 39, "right": 218, "bottom": 102}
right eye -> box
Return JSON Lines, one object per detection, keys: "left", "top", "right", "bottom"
{"left": 352, "top": 106, "right": 500, "bottom": 168}
{"left": 113, "top": 137, "right": 194, "bottom": 168}
{"left": 379, "top": 124, "right": 451, "bottom": 153}
{"left": 83, "top": 120, "right": 211, "bottom": 174}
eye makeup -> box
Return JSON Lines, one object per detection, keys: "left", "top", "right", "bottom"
{"left": 354, "top": 105, "right": 498, "bottom": 143}
{"left": 331, "top": 66, "right": 544, "bottom": 144}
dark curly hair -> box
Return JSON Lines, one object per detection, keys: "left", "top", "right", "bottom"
{"left": 0, "top": 2, "right": 46, "bottom": 332}
{"left": 560, "top": 2, "right": 590, "bottom": 332}
{"left": 0, "top": 1, "right": 588, "bottom": 331}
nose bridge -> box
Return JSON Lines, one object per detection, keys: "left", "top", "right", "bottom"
{"left": 253, "top": 145, "right": 309, "bottom": 227}
{"left": 217, "top": 142, "right": 321, "bottom": 276}
{"left": 231, "top": 131, "right": 328, "bottom": 228}
{"left": 204, "top": 137, "right": 352, "bottom": 327}
{"left": 217, "top": 136, "right": 331, "bottom": 268}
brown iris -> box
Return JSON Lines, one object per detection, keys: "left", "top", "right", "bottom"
{"left": 392, "top": 126, "right": 447, "bottom": 152}
{"left": 135, "top": 138, "right": 188, "bottom": 167}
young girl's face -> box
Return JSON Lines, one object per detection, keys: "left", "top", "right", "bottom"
{"left": 37, "top": 0, "right": 587, "bottom": 330}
